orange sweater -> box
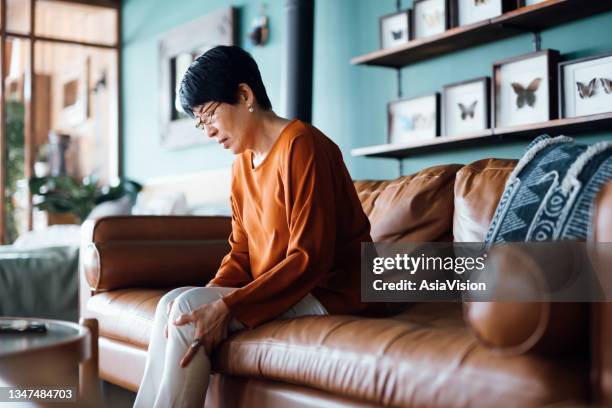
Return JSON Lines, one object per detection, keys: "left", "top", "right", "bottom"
{"left": 210, "top": 120, "right": 372, "bottom": 328}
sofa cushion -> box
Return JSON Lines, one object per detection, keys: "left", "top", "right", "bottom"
{"left": 213, "top": 303, "right": 588, "bottom": 408}
{"left": 485, "top": 135, "right": 612, "bottom": 245}
{"left": 90, "top": 289, "right": 588, "bottom": 407}
{"left": 88, "top": 288, "right": 164, "bottom": 349}
{"left": 354, "top": 164, "right": 462, "bottom": 242}
{"left": 453, "top": 158, "right": 516, "bottom": 243}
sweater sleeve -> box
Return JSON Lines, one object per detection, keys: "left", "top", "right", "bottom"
{"left": 208, "top": 194, "right": 253, "bottom": 288}
{"left": 221, "top": 133, "right": 337, "bottom": 328}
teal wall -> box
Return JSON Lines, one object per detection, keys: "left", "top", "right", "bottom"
{"left": 122, "top": 0, "right": 285, "bottom": 180}
{"left": 122, "top": 0, "right": 612, "bottom": 181}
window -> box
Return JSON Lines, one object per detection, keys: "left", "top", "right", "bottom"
{"left": 0, "top": 0, "right": 120, "bottom": 243}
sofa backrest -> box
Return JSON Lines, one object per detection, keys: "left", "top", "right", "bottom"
{"left": 453, "top": 158, "right": 517, "bottom": 242}
{"left": 354, "top": 164, "right": 462, "bottom": 242}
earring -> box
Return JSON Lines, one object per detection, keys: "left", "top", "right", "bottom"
{"left": 248, "top": 105, "right": 254, "bottom": 113}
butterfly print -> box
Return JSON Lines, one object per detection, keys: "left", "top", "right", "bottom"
{"left": 399, "top": 115, "right": 414, "bottom": 131}
{"left": 458, "top": 101, "right": 478, "bottom": 120}
{"left": 511, "top": 78, "right": 541, "bottom": 108}
{"left": 391, "top": 30, "right": 404, "bottom": 40}
{"left": 422, "top": 10, "right": 443, "bottom": 28}
{"left": 600, "top": 78, "right": 612, "bottom": 94}
{"left": 576, "top": 78, "right": 596, "bottom": 99}
{"left": 413, "top": 113, "right": 435, "bottom": 129}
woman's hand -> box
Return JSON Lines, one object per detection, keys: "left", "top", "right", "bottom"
{"left": 173, "top": 298, "right": 232, "bottom": 368}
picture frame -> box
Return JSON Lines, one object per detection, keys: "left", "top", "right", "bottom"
{"left": 413, "top": 0, "right": 450, "bottom": 40}
{"left": 450, "top": 0, "right": 515, "bottom": 27}
{"left": 559, "top": 52, "right": 612, "bottom": 119}
{"left": 379, "top": 9, "right": 412, "bottom": 49}
{"left": 58, "top": 57, "right": 90, "bottom": 128}
{"left": 492, "top": 49, "right": 559, "bottom": 128}
{"left": 388, "top": 93, "right": 440, "bottom": 144}
{"left": 442, "top": 77, "right": 490, "bottom": 136}
{"left": 516, "top": 0, "right": 551, "bottom": 8}
{"left": 159, "top": 7, "right": 237, "bottom": 149}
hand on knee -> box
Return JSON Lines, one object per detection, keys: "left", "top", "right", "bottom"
{"left": 173, "top": 298, "right": 233, "bottom": 368}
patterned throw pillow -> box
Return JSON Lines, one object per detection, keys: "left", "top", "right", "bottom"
{"left": 485, "top": 135, "right": 612, "bottom": 246}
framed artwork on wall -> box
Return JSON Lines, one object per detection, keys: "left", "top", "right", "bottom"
{"left": 58, "top": 57, "right": 90, "bottom": 128}
{"left": 413, "top": 0, "right": 449, "bottom": 40}
{"left": 559, "top": 52, "right": 612, "bottom": 118}
{"left": 450, "top": 0, "right": 515, "bottom": 27}
{"left": 388, "top": 93, "right": 440, "bottom": 144}
{"left": 517, "top": 0, "right": 551, "bottom": 8}
{"left": 159, "top": 7, "right": 237, "bottom": 149}
{"left": 379, "top": 10, "right": 412, "bottom": 49}
{"left": 442, "top": 77, "right": 490, "bottom": 136}
{"left": 493, "top": 49, "right": 559, "bottom": 128}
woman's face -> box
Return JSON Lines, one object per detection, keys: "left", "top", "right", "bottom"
{"left": 194, "top": 98, "right": 255, "bottom": 154}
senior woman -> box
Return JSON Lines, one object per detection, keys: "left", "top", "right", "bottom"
{"left": 133, "top": 45, "right": 373, "bottom": 407}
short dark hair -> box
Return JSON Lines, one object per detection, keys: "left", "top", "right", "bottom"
{"left": 179, "top": 45, "right": 272, "bottom": 118}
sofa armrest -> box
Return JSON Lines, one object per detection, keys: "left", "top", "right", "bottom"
{"left": 80, "top": 216, "right": 231, "bottom": 294}
{"left": 592, "top": 181, "right": 612, "bottom": 406}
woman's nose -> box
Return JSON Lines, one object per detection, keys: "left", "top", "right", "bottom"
{"left": 206, "top": 126, "right": 218, "bottom": 138}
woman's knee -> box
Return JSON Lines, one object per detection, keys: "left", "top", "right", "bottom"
{"left": 170, "top": 287, "right": 226, "bottom": 319}
{"left": 157, "top": 287, "right": 193, "bottom": 317}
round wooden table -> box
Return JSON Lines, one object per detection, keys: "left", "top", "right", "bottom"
{"left": 0, "top": 317, "right": 100, "bottom": 407}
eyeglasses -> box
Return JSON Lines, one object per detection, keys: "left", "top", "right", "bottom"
{"left": 194, "top": 102, "right": 220, "bottom": 130}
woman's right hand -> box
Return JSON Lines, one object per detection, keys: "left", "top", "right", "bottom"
{"left": 164, "top": 300, "right": 174, "bottom": 338}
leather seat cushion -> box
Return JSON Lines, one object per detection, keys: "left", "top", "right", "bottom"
{"left": 88, "top": 288, "right": 165, "bottom": 349}
{"left": 213, "top": 303, "right": 588, "bottom": 408}
{"left": 90, "top": 291, "right": 588, "bottom": 407}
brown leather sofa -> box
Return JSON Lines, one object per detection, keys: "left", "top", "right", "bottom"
{"left": 80, "top": 158, "right": 612, "bottom": 407}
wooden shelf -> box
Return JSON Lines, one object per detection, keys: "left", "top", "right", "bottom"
{"left": 351, "top": 113, "right": 612, "bottom": 159}
{"left": 351, "top": 0, "right": 612, "bottom": 68}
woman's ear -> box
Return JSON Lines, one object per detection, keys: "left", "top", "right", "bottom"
{"left": 237, "top": 83, "right": 255, "bottom": 106}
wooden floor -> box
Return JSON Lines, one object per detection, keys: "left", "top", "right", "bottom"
{"left": 101, "top": 381, "right": 136, "bottom": 407}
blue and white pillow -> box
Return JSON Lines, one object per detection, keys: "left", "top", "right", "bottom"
{"left": 485, "top": 135, "right": 612, "bottom": 246}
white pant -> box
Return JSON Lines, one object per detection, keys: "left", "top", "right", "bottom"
{"left": 133, "top": 286, "right": 328, "bottom": 408}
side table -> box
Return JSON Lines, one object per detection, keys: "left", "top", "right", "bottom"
{"left": 0, "top": 317, "right": 100, "bottom": 407}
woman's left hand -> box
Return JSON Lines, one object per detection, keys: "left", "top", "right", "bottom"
{"left": 173, "top": 298, "right": 232, "bottom": 368}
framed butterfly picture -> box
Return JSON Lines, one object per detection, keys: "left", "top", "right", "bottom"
{"left": 559, "top": 52, "right": 612, "bottom": 118}
{"left": 493, "top": 49, "right": 559, "bottom": 128}
{"left": 450, "top": 0, "right": 515, "bottom": 27}
{"left": 380, "top": 10, "right": 412, "bottom": 50}
{"left": 442, "top": 77, "right": 490, "bottom": 136}
{"left": 388, "top": 93, "right": 440, "bottom": 144}
{"left": 413, "top": 0, "right": 450, "bottom": 40}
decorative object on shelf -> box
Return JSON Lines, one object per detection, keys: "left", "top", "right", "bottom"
{"left": 413, "top": 0, "right": 449, "bottom": 40}
{"left": 442, "top": 77, "right": 490, "bottom": 136}
{"left": 248, "top": 4, "right": 269, "bottom": 46}
{"left": 388, "top": 93, "right": 440, "bottom": 144}
{"left": 380, "top": 9, "right": 412, "bottom": 49}
{"left": 450, "top": 0, "right": 514, "bottom": 27}
{"left": 559, "top": 52, "right": 612, "bottom": 119}
{"left": 493, "top": 49, "right": 559, "bottom": 128}
{"left": 47, "top": 132, "right": 77, "bottom": 177}
{"left": 351, "top": 1, "right": 612, "bottom": 163}
{"left": 29, "top": 176, "right": 142, "bottom": 223}
{"left": 159, "top": 7, "right": 237, "bottom": 149}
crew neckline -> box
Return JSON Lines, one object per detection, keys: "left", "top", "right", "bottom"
{"left": 250, "top": 119, "right": 299, "bottom": 171}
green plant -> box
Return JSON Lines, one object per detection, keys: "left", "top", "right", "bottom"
{"left": 29, "top": 176, "right": 142, "bottom": 222}
{"left": 5, "top": 100, "right": 25, "bottom": 243}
